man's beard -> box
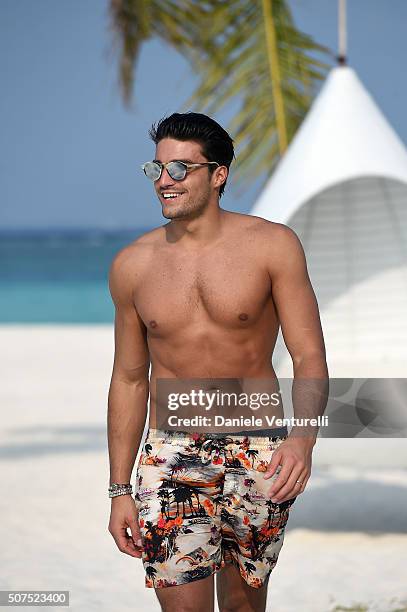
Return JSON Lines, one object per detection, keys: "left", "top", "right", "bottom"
{"left": 161, "top": 192, "right": 210, "bottom": 220}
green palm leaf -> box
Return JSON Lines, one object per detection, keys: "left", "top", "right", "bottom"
{"left": 108, "top": 0, "right": 334, "bottom": 191}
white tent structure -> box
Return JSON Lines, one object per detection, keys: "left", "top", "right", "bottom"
{"left": 250, "top": 65, "right": 407, "bottom": 378}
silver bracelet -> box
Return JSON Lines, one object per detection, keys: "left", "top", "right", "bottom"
{"left": 108, "top": 483, "right": 133, "bottom": 498}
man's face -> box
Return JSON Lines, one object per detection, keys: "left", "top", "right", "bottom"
{"left": 153, "top": 138, "right": 219, "bottom": 220}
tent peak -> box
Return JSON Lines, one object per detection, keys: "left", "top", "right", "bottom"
{"left": 250, "top": 65, "right": 407, "bottom": 224}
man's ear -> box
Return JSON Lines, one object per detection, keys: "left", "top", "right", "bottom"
{"left": 214, "top": 165, "right": 228, "bottom": 190}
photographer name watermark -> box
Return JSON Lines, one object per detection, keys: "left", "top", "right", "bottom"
{"left": 166, "top": 414, "right": 329, "bottom": 428}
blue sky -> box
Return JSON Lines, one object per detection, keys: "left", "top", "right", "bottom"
{"left": 1, "top": 0, "right": 407, "bottom": 230}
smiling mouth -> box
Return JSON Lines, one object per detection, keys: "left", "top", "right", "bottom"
{"left": 161, "top": 192, "right": 185, "bottom": 200}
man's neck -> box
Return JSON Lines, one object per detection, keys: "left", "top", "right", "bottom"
{"left": 164, "top": 206, "right": 226, "bottom": 247}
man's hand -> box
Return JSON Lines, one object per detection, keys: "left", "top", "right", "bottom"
{"left": 262, "top": 437, "right": 314, "bottom": 503}
{"left": 108, "top": 495, "right": 143, "bottom": 558}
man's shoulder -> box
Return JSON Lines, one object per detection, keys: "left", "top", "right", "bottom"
{"left": 108, "top": 226, "right": 164, "bottom": 279}
{"left": 230, "top": 211, "right": 299, "bottom": 244}
{"left": 111, "top": 227, "right": 164, "bottom": 262}
{"left": 231, "top": 214, "right": 306, "bottom": 276}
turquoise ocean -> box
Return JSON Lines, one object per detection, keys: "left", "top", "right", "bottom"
{"left": 0, "top": 228, "right": 150, "bottom": 323}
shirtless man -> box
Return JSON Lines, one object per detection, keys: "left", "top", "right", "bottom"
{"left": 107, "top": 112, "right": 328, "bottom": 612}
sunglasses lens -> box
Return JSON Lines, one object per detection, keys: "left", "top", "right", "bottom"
{"left": 143, "top": 162, "right": 162, "bottom": 181}
{"left": 167, "top": 162, "right": 187, "bottom": 181}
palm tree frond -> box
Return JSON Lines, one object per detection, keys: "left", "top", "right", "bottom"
{"left": 109, "top": 0, "right": 334, "bottom": 189}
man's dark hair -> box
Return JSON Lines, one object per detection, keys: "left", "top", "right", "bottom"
{"left": 149, "top": 112, "right": 235, "bottom": 198}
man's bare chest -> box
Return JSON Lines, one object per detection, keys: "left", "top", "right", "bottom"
{"left": 134, "top": 251, "right": 273, "bottom": 333}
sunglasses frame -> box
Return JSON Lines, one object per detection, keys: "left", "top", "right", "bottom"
{"left": 141, "top": 160, "right": 220, "bottom": 181}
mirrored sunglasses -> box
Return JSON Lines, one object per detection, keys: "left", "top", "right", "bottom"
{"left": 141, "top": 160, "right": 219, "bottom": 181}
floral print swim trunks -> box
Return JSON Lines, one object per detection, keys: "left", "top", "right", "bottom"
{"left": 134, "top": 428, "right": 297, "bottom": 589}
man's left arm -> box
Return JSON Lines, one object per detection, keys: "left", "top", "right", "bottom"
{"left": 262, "top": 222, "right": 329, "bottom": 502}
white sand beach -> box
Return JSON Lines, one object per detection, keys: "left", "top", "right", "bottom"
{"left": 1, "top": 325, "right": 406, "bottom": 612}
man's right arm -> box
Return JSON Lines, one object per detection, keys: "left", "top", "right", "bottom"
{"left": 107, "top": 246, "right": 150, "bottom": 558}
{"left": 107, "top": 246, "right": 150, "bottom": 488}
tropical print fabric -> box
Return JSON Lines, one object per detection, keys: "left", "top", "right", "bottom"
{"left": 134, "top": 428, "right": 297, "bottom": 589}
